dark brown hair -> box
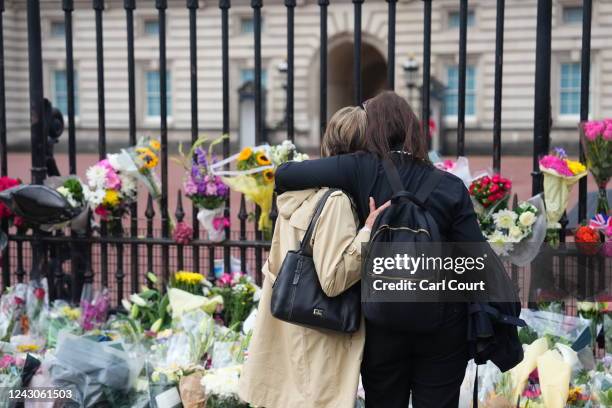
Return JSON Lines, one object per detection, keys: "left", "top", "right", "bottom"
{"left": 363, "top": 91, "right": 429, "bottom": 162}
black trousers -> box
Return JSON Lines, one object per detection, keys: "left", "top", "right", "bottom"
{"left": 361, "top": 306, "right": 469, "bottom": 408}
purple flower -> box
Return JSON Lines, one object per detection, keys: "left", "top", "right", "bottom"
{"left": 195, "top": 147, "right": 208, "bottom": 167}
{"left": 554, "top": 147, "right": 567, "bottom": 158}
{"left": 205, "top": 182, "right": 218, "bottom": 196}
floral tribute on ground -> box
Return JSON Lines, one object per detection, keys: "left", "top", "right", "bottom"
{"left": 0, "top": 270, "right": 261, "bottom": 407}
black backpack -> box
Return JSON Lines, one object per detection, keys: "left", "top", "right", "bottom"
{"left": 363, "top": 158, "right": 526, "bottom": 405}
{"left": 362, "top": 159, "right": 447, "bottom": 332}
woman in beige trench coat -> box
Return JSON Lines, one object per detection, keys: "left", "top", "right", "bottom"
{"left": 239, "top": 107, "right": 388, "bottom": 408}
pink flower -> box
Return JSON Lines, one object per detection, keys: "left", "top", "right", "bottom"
{"left": 98, "top": 159, "right": 113, "bottom": 171}
{"left": 205, "top": 182, "right": 218, "bottom": 196}
{"left": 95, "top": 206, "right": 109, "bottom": 219}
{"left": 583, "top": 120, "right": 605, "bottom": 141}
{"left": 183, "top": 178, "right": 198, "bottom": 196}
{"left": 0, "top": 354, "right": 16, "bottom": 369}
{"left": 539, "top": 155, "right": 572, "bottom": 176}
{"left": 603, "top": 120, "right": 612, "bottom": 141}
{"left": 212, "top": 216, "right": 230, "bottom": 231}
{"left": 105, "top": 169, "right": 122, "bottom": 190}
{"left": 172, "top": 221, "right": 194, "bottom": 245}
{"left": 217, "top": 273, "right": 232, "bottom": 287}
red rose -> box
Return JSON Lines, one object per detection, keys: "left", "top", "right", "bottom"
{"left": 481, "top": 177, "right": 490, "bottom": 185}
{"left": 33, "top": 287, "right": 45, "bottom": 301}
{"left": 492, "top": 174, "right": 500, "bottom": 183}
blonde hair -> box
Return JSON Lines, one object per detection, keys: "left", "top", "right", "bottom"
{"left": 321, "top": 106, "right": 367, "bottom": 157}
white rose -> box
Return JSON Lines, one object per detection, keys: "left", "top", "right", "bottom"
{"left": 577, "top": 301, "right": 595, "bottom": 312}
{"left": 509, "top": 226, "right": 524, "bottom": 241}
{"left": 519, "top": 211, "right": 536, "bottom": 227}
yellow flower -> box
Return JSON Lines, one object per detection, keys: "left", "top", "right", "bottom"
{"left": 566, "top": 159, "right": 586, "bottom": 175}
{"left": 17, "top": 344, "right": 39, "bottom": 353}
{"left": 237, "top": 147, "right": 253, "bottom": 162}
{"left": 174, "top": 271, "right": 204, "bottom": 285}
{"left": 103, "top": 190, "right": 121, "bottom": 207}
{"left": 255, "top": 151, "right": 271, "bottom": 166}
{"left": 149, "top": 139, "right": 161, "bottom": 151}
{"left": 263, "top": 169, "right": 275, "bottom": 184}
{"left": 567, "top": 386, "right": 583, "bottom": 403}
{"left": 136, "top": 147, "right": 159, "bottom": 169}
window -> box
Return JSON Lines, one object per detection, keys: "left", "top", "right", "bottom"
{"left": 445, "top": 65, "right": 476, "bottom": 117}
{"left": 448, "top": 10, "right": 475, "bottom": 28}
{"left": 559, "top": 62, "right": 581, "bottom": 116}
{"left": 50, "top": 21, "right": 65, "bottom": 38}
{"left": 146, "top": 71, "right": 172, "bottom": 117}
{"left": 562, "top": 6, "right": 582, "bottom": 24}
{"left": 240, "top": 68, "right": 268, "bottom": 88}
{"left": 144, "top": 19, "right": 159, "bottom": 36}
{"left": 240, "top": 17, "right": 254, "bottom": 34}
{"left": 53, "top": 70, "right": 79, "bottom": 116}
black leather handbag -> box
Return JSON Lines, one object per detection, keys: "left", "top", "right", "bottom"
{"left": 270, "top": 189, "right": 361, "bottom": 333}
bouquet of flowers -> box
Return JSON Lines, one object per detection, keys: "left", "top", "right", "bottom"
{"left": 539, "top": 147, "right": 587, "bottom": 246}
{"left": 177, "top": 136, "right": 230, "bottom": 242}
{"left": 201, "top": 365, "right": 249, "bottom": 408}
{"left": 211, "top": 273, "right": 259, "bottom": 331}
{"left": 484, "top": 201, "right": 539, "bottom": 258}
{"left": 0, "top": 354, "right": 23, "bottom": 406}
{"left": 80, "top": 289, "right": 110, "bottom": 331}
{"left": 575, "top": 225, "right": 601, "bottom": 255}
{"left": 581, "top": 119, "right": 612, "bottom": 214}
{"left": 433, "top": 156, "right": 477, "bottom": 187}
{"left": 84, "top": 157, "right": 137, "bottom": 228}
{"left": 212, "top": 141, "right": 308, "bottom": 237}
{"left": 121, "top": 273, "right": 171, "bottom": 334}
{"left": 123, "top": 137, "right": 162, "bottom": 199}
{"left": 40, "top": 176, "right": 89, "bottom": 232}
{"left": 84, "top": 138, "right": 161, "bottom": 229}
{"left": 170, "top": 271, "right": 206, "bottom": 296}
{"left": 469, "top": 174, "right": 512, "bottom": 214}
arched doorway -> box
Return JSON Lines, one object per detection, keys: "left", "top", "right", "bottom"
{"left": 327, "top": 39, "right": 387, "bottom": 116}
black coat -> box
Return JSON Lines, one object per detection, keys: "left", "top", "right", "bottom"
{"left": 276, "top": 151, "right": 484, "bottom": 242}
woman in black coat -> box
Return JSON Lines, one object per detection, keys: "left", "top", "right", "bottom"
{"left": 275, "top": 91, "right": 486, "bottom": 408}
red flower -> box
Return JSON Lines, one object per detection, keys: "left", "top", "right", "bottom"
{"left": 33, "top": 287, "right": 45, "bottom": 301}
{"left": 0, "top": 176, "right": 21, "bottom": 219}
{"left": 575, "top": 225, "right": 601, "bottom": 255}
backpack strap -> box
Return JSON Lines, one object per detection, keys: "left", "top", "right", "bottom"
{"left": 299, "top": 189, "right": 338, "bottom": 256}
{"left": 382, "top": 158, "right": 443, "bottom": 207}
{"left": 468, "top": 303, "right": 527, "bottom": 327}
{"left": 415, "top": 168, "right": 443, "bottom": 205}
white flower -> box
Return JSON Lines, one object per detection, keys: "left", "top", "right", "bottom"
{"left": 201, "top": 366, "right": 242, "bottom": 399}
{"left": 508, "top": 226, "right": 524, "bottom": 241}
{"left": 487, "top": 231, "right": 513, "bottom": 256}
{"left": 492, "top": 210, "right": 518, "bottom": 229}
{"left": 83, "top": 186, "right": 105, "bottom": 207}
{"left": 86, "top": 165, "right": 108, "bottom": 190}
{"left": 577, "top": 301, "right": 596, "bottom": 312}
{"left": 121, "top": 299, "right": 132, "bottom": 312}
{"left": 518, "top": 211, "right": 536, "bottom": 227}
{"left": 130, "top": 293, "right": 147, "bottom": 307}
{"left": 120, "top": 174, "right": 137, "bottom": 197}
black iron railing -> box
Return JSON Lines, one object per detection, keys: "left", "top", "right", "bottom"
{"left": 0, "top": 0, "right": 601, "bottom": 306}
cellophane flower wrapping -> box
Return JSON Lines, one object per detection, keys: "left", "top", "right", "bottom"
{"left": 197, "top": 206, "right": 226, "bottom": 242}
{"left": 79, "top": 288, "right": 110, "bottom": 332}
{"left": 215, "top": 142, "right": 307, "bottom": 237}
{"left": 44, "top": 332, "right": 143, "bottom": 407}
{"left": 539, "top": 148, "right": 587, "bottom": 244}
{"left": 122, "top": 137, "right": 162, "bottom": 200}
{"left": 42, "top": 175, "right": 89, "bottom": 233}
{"left": 201, "top": 365, "right": 249, "bottom": 408}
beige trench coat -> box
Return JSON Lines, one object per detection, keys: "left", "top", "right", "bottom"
{"left": 239, "top": 188, "right": 370, "bottom": 408}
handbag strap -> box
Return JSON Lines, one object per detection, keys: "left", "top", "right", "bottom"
{"left": 299, "top": 189, "right": 338, "bottom": 256}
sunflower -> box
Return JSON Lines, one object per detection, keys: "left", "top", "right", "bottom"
{"left": 149, "top": 139, "right": 161, "bottom": 151}
{"left": 136, "top": 147, "right": 159, "bottom": 169}
{"left": 255, "top": 151, "right": 271, "bottom": 166}
{"left": 103, "top": 189, "right": 121, "bottom": 207}
{"left": 263, "top": 169, "right": 275, "bottom": 183}
{"left": 237, "top": 147, "right": 253, "bottom": 162}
